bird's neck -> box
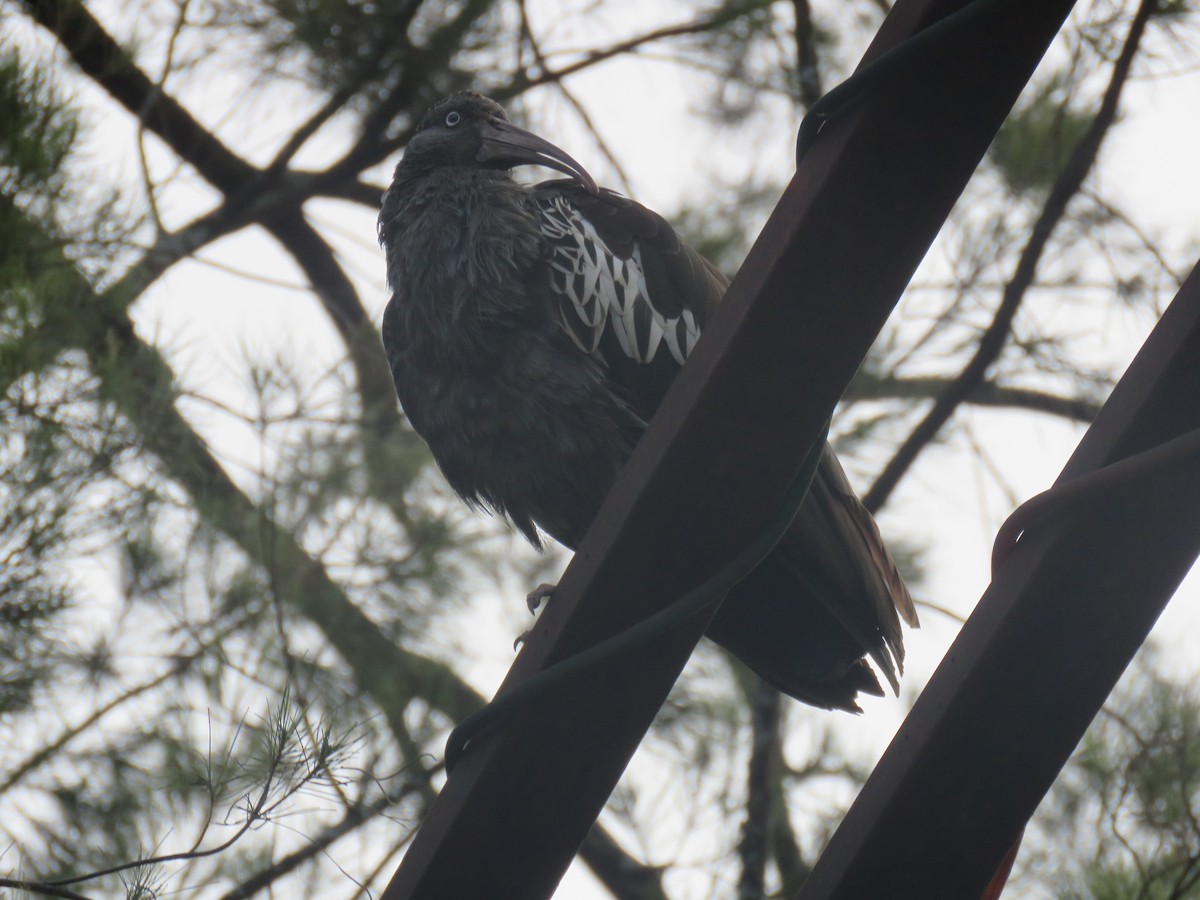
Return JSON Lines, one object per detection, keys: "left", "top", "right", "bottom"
{"left": 381, "top": 169, "right": 545, "bottom": 326}
{"left": 382, "top": 167, "right": 513, "bottom": 224}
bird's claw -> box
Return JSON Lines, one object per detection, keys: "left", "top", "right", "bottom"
{"left": 526, "top": 582, "right": 556, "bottom": 615}
{"left": 515, "top": 583, "right": 557, "bottom": 650}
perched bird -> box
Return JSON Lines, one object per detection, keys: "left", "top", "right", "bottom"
{"left": 379, "top": 92, "right": 918, "bottom": 711}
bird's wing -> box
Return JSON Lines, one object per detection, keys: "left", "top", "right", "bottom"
{"left": 534, "top": 182, "right": 726, "bottom": 411}
{"left": 777, "top": 446, "right": 918, "bottom": 692}
{"left": 535, "top": 180, "right": 918, "bottom": 701}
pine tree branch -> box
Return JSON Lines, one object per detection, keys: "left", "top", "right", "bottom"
{"left": 258, "top": 210, "right": 429, "bottom": 530}
{"left": 331, "top": 2, "right": 769, "bottom": 181}
{"left": 18, "top": 0, "right": 393, "bottom": 366}
{"left": 516, "top": 0, "right": 636, "bottom": 195}
{"left": 327, "top": 0, "right": 497, "bottom": 178}
{"left": 0, "top": 659, "right": 190, "bottom": 796}
{"left": 20, "top": 0, "right": 256, "bottom": 193}
{"left": 217, "top": 795, "right": 396, "bottom": 900}
{"left": 576, "top": 827, "right": 669, "bottom": 900}
{"left": 862, "top": 0, "right": 1158, "bottom": 513}
{"left": 259, "top": 213, "right": 372, "bottom": 336}
{"left": 10, "top": 204, "right": 666, "bottom": 900}
{"left": 259, "top": 212, "right": 380, "bottom": 365}
{"left": 319, "top": 176, "right": 387, "bottom": 208}
{"left": 508, "top": 5, "right": 771, "bottom": 97}
{"left": 848, "top": 376, "right": 1102, "bottom": 423}
{"left": 18, "top": 1, "right": 423, "bottom": 520}
{"left": 769, "top": 769, "right": 810, "bottom": 896}
{"left": 95, "top": 317, "right": 479, "bottom": 733}
{"left": 0, "top": 879, "right": 95, "bottom": 900}
{"left": 97, "top": 297, "right": 665, "bottom": 900}
{"left": 792, "top": 0, "right": 823, "bottom": 111}
{"left": 767, "top": 708, "right": 810, "bottom": 895}
{"left": 264, "top": 0, "right": 429, "bottom": 174}
{"left": 6, "top": 208, "right": 477, "bottom": 737}
{"left": 737, "top": 679, "right": 780, "bottom": 900}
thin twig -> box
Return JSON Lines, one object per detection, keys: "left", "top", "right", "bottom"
{"left": 218, "top": 795, "right": 398, "bottom": 900}
{"left": 0, "top": 879, "right": 95, "bottom": 900}
{"left": 20, "top": 0, "right": 255, "bottom": 191}
{"left": 792, "top": 0, "right": 823, "bottom": 111}
{"left": 0, "top": 658, "right": 187, "bottom": 796}
{"left": 848, "top": 375, "right": 1102, "bottom": 423}
{"left": 517, "top": 0, "right": 635, "bottom": 194}
{"left": 863, "top": 0, "right": 1159, "bottom": 513}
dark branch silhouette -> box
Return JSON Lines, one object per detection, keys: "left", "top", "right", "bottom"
{"left": 863, "top": 0, "right": 1158, "bottom": 513}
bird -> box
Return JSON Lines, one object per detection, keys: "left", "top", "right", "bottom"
{"left": 378, "top": 91, "right": 918, "bottom": 711}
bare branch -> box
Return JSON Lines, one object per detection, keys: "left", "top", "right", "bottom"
{"left": 217, "top": 795, "right": 396, "bottom": 900}
{"left": 21, "top": 0, "right": 256, "bottom": 192}
{"left": 10, "top": 201, "right": 665, "bottom": 900}
{"left": 576, "top": 826, "right": 669, "bottom": 900}
{"left": 848, "top": 376, "right": 1102, "bottom": 423}
{"left": 0, "top": 879, "right": 95, "bottom": 900}
{"left": 517, "top": 0, "right": 635, "bottom": 194}
{"left": 769, "top": 737, "right": 810, "bottom": 895}
{"left": 10, "top": 202, "right": 479, "bottom": 736}
{"left": 792, "top": 0, "right": 823, "bottom": 111}
{"left": 513, "top": 9, "right": 764, "bottom": 94}
{"left": 863, "top": 0, "right": 1158, "bottom": 513}
{"left": 1082, "top": 188, "right": 1187, "bottom": 290}
{"left": 326, "top": 0, "right": 496, "bottom": 178}
{"left": 737, "top": 679, "right": 780, "bottom": 900}
{"left": 0, "top": 659, "right": 189, "bottom": 796}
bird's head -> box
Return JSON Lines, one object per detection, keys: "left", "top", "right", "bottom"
{"left": 394, "top": 92, "right": 598, "bottom": 193}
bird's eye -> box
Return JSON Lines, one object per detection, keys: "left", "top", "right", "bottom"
{"left": 445, "top": 111, "right": 462, "bottom": 127}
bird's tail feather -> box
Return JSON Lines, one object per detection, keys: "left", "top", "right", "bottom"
{"left": 776, "top": 444, "right": 917, "bottom": 696}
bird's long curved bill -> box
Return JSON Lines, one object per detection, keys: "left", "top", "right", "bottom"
{"left": 478, "top": 120, "right": 598, "bottom": 193}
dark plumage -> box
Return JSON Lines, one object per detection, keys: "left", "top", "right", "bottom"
{"left": 379, "top": 92, "right": 918, "bottom": 710}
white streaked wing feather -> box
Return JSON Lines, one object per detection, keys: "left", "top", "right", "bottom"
{"left": 539, "top": 195, "right": 698, "bottom": 366}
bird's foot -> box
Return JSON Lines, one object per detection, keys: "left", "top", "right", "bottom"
{"left": 526, "top": 582, "right": 556, "bottom": 615}
{"left": 514, "top": 583, "right": 558, "bottom": 651}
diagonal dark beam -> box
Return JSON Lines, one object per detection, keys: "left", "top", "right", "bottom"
{"left": 798, "top": 258, "right": 1200, "bottom": 899}
{"left": 382, "top": 1, "right": 1076, "bottom": 897}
